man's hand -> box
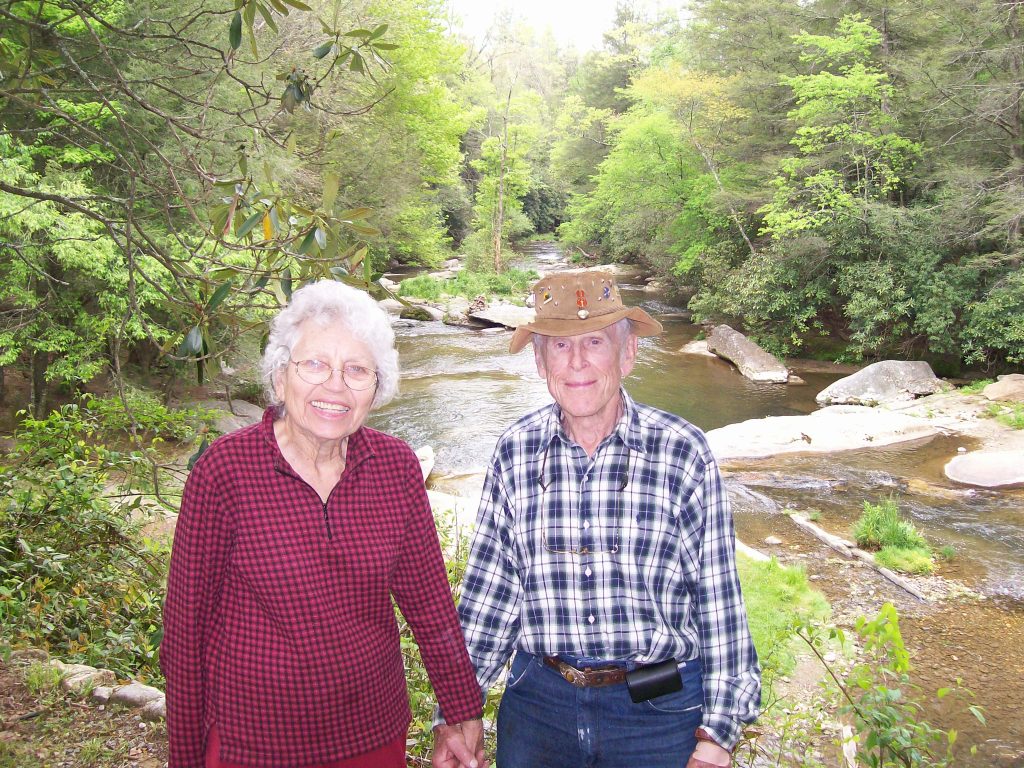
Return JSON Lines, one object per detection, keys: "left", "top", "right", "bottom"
{"left": 684, "top": 739, "right": 731, "bottom": 768}
{"left": 432, "top": 719, "right": 487, "bottom": 768}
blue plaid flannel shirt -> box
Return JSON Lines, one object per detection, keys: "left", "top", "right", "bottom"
{"left": 455, "top": 389, "right": 761, "bottom": 749}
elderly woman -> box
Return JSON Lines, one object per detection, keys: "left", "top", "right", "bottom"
{"left": 161, "top": 280, "right": 484, "bottom": 768}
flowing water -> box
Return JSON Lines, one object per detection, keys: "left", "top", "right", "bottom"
{"left": 369, "top": 243, "right": 1024, "bottom": 765}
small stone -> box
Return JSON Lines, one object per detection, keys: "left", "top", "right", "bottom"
{"left": 764, "top": 536, "right": 783, "bottom": 546}
{"left": 140, "top": 697, "right": 166, "bottom": 722}
{"left": 91, "top": 686, "right": 113, "bottom": 704}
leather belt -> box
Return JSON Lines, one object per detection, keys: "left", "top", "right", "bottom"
{"left": 543, "top": 656, "right": 627, "bottom": 687}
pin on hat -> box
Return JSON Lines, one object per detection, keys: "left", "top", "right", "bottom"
{"left": 509, "top": 270, "right": 663, "bottom": 353}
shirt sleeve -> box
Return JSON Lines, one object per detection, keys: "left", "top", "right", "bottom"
{"left": 454, "top": 451, "right": 524, "bottom": 695}
{"left": 690, "top": 455, "right": 762, "bottom": 749}
{"left": 390, "top": 456, "right": 483, "bottom": 726}
{"left": 160, "top": 457, "right": 232, "bottom": 768}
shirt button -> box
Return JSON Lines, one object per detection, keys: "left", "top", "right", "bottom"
{"left": 585, "top": 567, "right": 592, "bottom": 577}
{"left": 583, "top": 521, "right": 590, "bottom": 529}
{"left": 588, "top": 615, "right": 595, "bottom": 624}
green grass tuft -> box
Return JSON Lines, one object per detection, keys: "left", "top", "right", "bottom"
{"left": 398, "top": 268, "right": 538, "bottom": 302}
{"left": 875, "top": 546, "right": 935, "bottom": 574}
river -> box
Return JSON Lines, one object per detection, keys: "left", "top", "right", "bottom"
{"left": 369, "top": 242, "right": 1024, "bottom": 766}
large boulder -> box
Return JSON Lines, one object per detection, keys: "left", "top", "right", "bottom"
{"left": 983, "top": 374, "right": 1024, "bottom": 403}
{"left": 944, "top": 450, "right": 1024, "bottom": 488}
{"left": 705, "top": 325, "right": 789, "bottom": 383}
{"left": 706, "top": 405, "right": 941, "bottom": 461}
{"left": 816, "top": 360, "right": 947, "bottom": 406}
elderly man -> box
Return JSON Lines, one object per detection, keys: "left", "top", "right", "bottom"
{"left": 434, "top": 270, "right": 760, "bottom": 768}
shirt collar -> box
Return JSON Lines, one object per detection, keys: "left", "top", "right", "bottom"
{"left": 260, "top": 406, "right": 375, "bottom": 474}
{"left": 535, "top": 387, "right": 647, "bottom": 457}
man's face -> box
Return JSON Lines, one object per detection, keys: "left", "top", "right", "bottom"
{"left": 533, "top": 326, "right": 638, "bottom": 425}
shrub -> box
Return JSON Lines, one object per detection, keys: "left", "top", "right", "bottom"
{"left": 853, "top": 497, "right": 928, "bottom": 551}
{"left": 0, "top": 406, "right": 169, "bottom": 682}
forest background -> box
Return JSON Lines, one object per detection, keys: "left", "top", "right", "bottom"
{"left": 3, "top": 0, "right": 1024, "bottom": 416}
{"left": 2, "top": 1, "right": 1019, "bottom": 764}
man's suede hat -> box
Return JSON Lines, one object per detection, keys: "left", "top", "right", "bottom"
{"left": 509, "top": 270, "right": 663, "bottom": 353}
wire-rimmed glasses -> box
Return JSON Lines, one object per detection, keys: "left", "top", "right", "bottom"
{"left": 537, "top": 440, "right": 629, "bottom": 556}
{"left": 290, "top": 359, "right": 378, "bottom": 390}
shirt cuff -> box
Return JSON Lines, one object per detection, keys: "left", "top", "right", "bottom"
{"left": 698, "top": 716, "right": 743, "bottom": 751}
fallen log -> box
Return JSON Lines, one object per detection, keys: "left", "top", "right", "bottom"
{"left": 789, "top": 514, "right": 929, "bottom": 602}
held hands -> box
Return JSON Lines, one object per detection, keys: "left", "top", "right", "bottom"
{"left": 432, "top": 719, "right": 487, "bottom": 768}
{"left": 684, "top": 740, "right": 732, "bottom": 768}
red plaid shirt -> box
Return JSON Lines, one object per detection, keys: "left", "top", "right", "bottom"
{"left": 161, "top": 409, "right": 482, "bottom": 767}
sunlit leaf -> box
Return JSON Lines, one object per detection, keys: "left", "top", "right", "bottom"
{"left": 345, "top": 28, "right": 372, "bottom": 38}
{"left": 243, "top": 2, "right": 256, "bottom": 31}
{"left": 337, "top": 207, "right": 373, "bottom": 220}
{"left": 267, "top": 0, "right": 288, "bottom": 13}
{"left": 262, "top": 211, "right": 274, "bottom": 240}
{"left": 349, "top": 245, "right": 368, "bottom": 270}
{"left": 255, "top": 2, "right": 278, "bottom": 33}
{"left": 368, "top": 23, "right": 388, "bottom": 40}
{"left": 322, "top": 171, "right": 340, "bottom": 212}
{"left": 345, "top": 220, "right": 380, "bottom": 237}
{"left": 372, "top": 43, "right": 398, "bottom": 51}
{"left": 279, "top": 0, "right": 312, "bottom": 10}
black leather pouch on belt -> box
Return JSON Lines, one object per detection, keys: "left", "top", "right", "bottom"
{"left": 625, "top": 658, "right": 682, "bottom": 703}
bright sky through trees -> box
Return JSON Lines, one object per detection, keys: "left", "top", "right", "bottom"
{"left": 446, "top": 0, "right": 623, "bottom": 51}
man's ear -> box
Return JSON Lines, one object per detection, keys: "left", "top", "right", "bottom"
{"left": 619, "top": 334, "right": 639, "bottom": 378}
{"left": 533, "top": 337, "right": 548, "bottom": 378}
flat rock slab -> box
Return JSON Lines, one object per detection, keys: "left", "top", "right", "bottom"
{"left": 707, "top": 405, "right": 941, "bottom": 461}
{"left": 944, "top": 450, "right": 1024, "bottom": 488}
{"left": 468, "top": 303, "right": 535, "bottom": 329}
{"left": 816, "top": 360, "right": 946, "bottom": 406}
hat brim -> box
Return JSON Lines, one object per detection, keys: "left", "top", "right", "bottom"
{"left": 508, "top": 307, "right": 663, "bottom": 353}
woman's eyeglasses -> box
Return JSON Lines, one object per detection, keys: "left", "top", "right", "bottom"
{"left": 290, "top": 359, "right": 378, "bottom": 390}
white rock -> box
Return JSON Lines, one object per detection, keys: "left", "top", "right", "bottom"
{"left": 62, "top": 668, "right": 116, "bottom": 693}
{"left": 944, "top": 450, "right": 1024, "bottom": 488}
{"left": 108, "top": 681, "right": 164, "bottom": 708}
{"left": 140, "top": 697, "right": 167, "bottom": 721}
{"left": 707, "top": 405, "right": 942, "bottom": 461}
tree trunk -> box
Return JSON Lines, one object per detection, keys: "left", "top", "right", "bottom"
{"left": 493, "top": 87, "right": 513, "bottom": 273}
{"left": 31, "top": 350, "right": 48, "bottom": 413}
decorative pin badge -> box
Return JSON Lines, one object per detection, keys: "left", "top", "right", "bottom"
{"left": 542, "top": 290, "right": 553, "bottom": 305}
{"left": 602, "top": 285, "right": 611, "bottom": 300}
{"left": 576, "top": 289, "right": 589, "bottom": 319}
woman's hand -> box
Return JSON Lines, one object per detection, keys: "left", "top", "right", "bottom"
{"left": 432, "top": 719, "right": 486, "bottom": 768}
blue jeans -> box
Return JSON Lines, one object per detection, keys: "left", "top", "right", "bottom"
{"left": 496, "top": 652, "right": 704, "bottom": 768}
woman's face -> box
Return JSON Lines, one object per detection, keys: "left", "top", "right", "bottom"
{"left": 273, "top": 319, "right": 378, "bottom": 449}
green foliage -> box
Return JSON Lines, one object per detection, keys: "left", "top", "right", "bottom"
{"left": 852, "top": 497, "right": 928, "bottom": 552}
{"left": 0, "top": 407, "right": 169, "bottom": 681}
{"left": 738, "top": 556, "right": 830, "bottom": 678}
{"left": 398, "top": 269, "right": 538, "bottom": 302}
{"left": 852, "top": 497, "right": 936, "bottom": 575}
{"left": 958, "top": 379, "right": 993, "bottom": 394}
{"left": 984, "top": 402, "right": 1024, "bottom": 430}
{"left": 875, "top": 546, "right": 935, "bottom": 575}
{"left": 792, "top": 604, "right": 982, "bottom": 767}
